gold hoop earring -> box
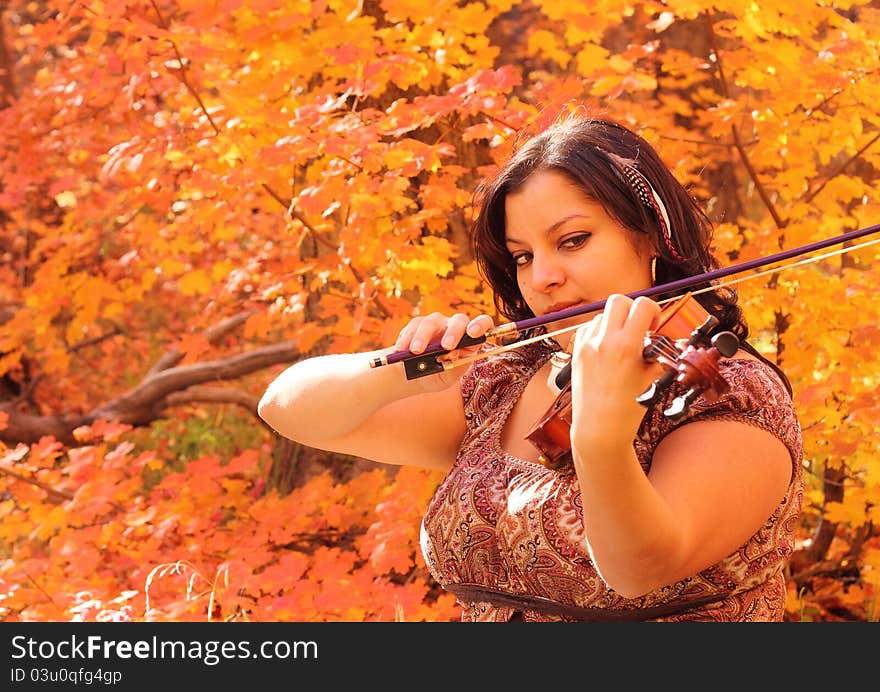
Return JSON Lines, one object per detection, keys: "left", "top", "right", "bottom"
{"left": 650, "top": 256, "right": 658, "bottom": 286}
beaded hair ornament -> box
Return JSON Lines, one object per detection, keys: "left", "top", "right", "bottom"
{"left": 606, "top": 152, "right": 686, "bottom": 262}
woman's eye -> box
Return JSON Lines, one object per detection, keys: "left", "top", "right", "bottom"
{"left": 560, "top": 233, "right": 591, "bottom": 250}
{"left": 512, "top": 253, "right": 532, "bottom": 267}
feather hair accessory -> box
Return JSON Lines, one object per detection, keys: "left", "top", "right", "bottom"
{"left": 606, "top": 152, "right": 686, "bottom": 262}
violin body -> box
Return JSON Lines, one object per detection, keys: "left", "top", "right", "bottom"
{"left": 525, "top": 293, "right": 740, "bottom": 469}
{"left": 524, "top": 383, "right": 575, "bottom": 469}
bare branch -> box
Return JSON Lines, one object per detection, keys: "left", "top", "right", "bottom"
{"left": 148, "top": 0, "right": 220, "bottom": 136}
{"left": 804, "top": 131, "right": 880, "bottom": 204}
{"left": 0, "top": 341, "right": 300, "bottom": 445}
{"left": 147, "top": 308, "right": 257, "bottom": 376}
{"left": 68, "top": 324, "right": 124, "bottom": 354}
{"left": 705, "top": 16, "right": 788, "bottom": 231}
{"left": 94, "top": 341, "right": 299, "bottom": 422}
{"left": 263, "top": 183, "right": 394, "bottom": 319}
{"left": 164, "top": 385, "right": 260, "bottom": 413}
{"left": 0, "top": 466, "right": 74, "bottom": 502}
{"left": 0, "top": 2, "right": 17, "bottom": 108}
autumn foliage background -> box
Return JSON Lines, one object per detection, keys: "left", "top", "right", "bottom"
{"left": 1, "top": 0, "right": 879, "bottom": 622}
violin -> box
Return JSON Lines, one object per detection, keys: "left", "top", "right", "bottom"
{"left": 371, "top": 223, "right": 880, "bottom": 379}
{"left": 523, "top": 293, "right": 739, "bottom": 469}
{"left": 367, "top": 222, "right": 880, "bottom": 467}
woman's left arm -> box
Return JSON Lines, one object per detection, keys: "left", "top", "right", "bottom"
{"left": 568, "top": 294, "right": 792, "bottom": 599}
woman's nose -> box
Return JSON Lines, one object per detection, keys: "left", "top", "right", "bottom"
{"left": 529, "top": 253, "right": 566, "bottom": 292}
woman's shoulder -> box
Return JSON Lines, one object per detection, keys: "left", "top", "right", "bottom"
{"left": 679, "top": 354, "right": 797, "bottom": 428}
{"left": 638, "top": 352, "right": 803, "bottom": 465}
{"left": 713, "top": 355, "right": 793, "bottom": 408}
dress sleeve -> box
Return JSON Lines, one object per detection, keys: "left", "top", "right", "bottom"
{"left": 636, "top": 358, "right": 803, "bottom": 473}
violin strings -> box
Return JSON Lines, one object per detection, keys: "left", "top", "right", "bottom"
{"left": 646, "top": 341, "right": 682, "bottom": 361}
{"left": 641, "top": 334, "right": 680, "bottom": 362}
{"left": 440, "top": 235, "right": 880, "bottom": 372}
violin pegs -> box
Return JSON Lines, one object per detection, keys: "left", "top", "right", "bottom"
{"left": 636, "top": 381, "right": 661, "bottom": 407}
{"left": 695, "top": 315, "right": 719, "bottom": 338}
{"left": 663, "top": 387, "right": 701, "bottom": 421}
{"left": 636, "top": 369, "right": 677, "bottom": 407}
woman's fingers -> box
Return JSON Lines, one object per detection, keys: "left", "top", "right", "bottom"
{"left": 597, "top": 293, "right": 631, "bottom": 336}
{"left": 627, "top": 296, "right": 661, "bottom": 332}
{"left": 589, "top": 294, "right": 661, "bottom": 347}
{"left": 396, "top": 312, "right": 495, "bottom": 354}
{"left": 466, "top": 314, "right": 495, "bottom": 338}
{"left": 411, "top": 313, "right": 448, "bottom": 353}
{"left": 440, "top": 313, "right": 470, "bottom": 350}
{"left": 393, "top": 319, "right": 419, "bottom": 351}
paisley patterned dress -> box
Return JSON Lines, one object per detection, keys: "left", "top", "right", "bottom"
{"left": 420, "top": 341, "right": 803, "bottom": 621}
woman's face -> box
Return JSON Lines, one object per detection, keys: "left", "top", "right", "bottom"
{"left": 504, "top": 168, "right": 654, "bottom": 342}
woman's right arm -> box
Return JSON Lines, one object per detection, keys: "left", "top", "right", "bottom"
{"left": 257, "top": 312, "right": 493, "bottom": 472}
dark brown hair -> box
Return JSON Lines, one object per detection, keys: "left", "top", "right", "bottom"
{"left": 469, "top": 114, "right": 792, "bottom": 393}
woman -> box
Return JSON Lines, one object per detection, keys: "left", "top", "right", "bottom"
{"left": 258, "top": 114, "right": 803, "bottom": 621}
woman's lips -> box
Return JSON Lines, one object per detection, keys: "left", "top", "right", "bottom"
{"left": 545, "top": 301, "right": 582, "bottom": 314}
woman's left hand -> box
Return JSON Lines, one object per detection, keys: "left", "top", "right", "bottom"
{"left": 569, "top": 294, "right": 664, "bottom": 440}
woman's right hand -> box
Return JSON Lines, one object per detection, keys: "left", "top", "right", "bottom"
{"left": 392, "top": 312, "right": 495, "bottom": 391}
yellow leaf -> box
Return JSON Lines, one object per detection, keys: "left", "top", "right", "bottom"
{"left": 178, "top": 269, "right": 213, "bottom": 296}
{"left": 211, "top": 260, "right": 233, "bottom": 282}
{"left": 527, "top": 30, "right": 570, "bottom": 68}
{"left": 822, "top": 500, "right": 867, "bottom": 526}
{"left": 160, "top": 258, "right": 186, "bottom": 276}
{"left": 54, "top": 191, "right": 77, "bottom": 208}
{"left": 384, "top": 147, "right": 413, "bottom": 170}
{"left": 575, "top": 43, "right": 610, "bottom": 77}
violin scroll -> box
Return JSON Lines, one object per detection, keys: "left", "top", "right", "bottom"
{"left": 639, "top": 327, "right": 739, "bottom": 421}
{"left": 636, "top": 304, "right": 740, "bottom": 420}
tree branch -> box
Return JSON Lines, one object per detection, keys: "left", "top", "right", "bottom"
{"left": 0, "top": 465, "right": 74, "bottom": 503}
{"left": 804, "top": 130, "right": 880, "bottom": 204}
{"left": 164, "top": 385, "right": 261, "bottom": 414}
{"left": 68, "top": 324, "right": 124, "bottom": 354}
{"left": 93, "top": 341, "right": 299, "bottom": 422}
{"left": 148, "top": 0, "right": 220, "bottom": 136}
{"left": 146, "top": 308, "right": 257, "bottom": 376}
{"left": 262, "top": 183, "right": 394, "bottom": 319}
{"left": 705, "top": 16, "right": 788, "bottom": 231}
{"left": 0, "top": 2, "right": 17, "bottom": 109}
{"left": 0, "top": 341, "right": 300, "bottom": 445}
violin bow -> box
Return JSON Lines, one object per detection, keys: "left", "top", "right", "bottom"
{"left": 369, "top": 222, "right": 880, "bottom": 380}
